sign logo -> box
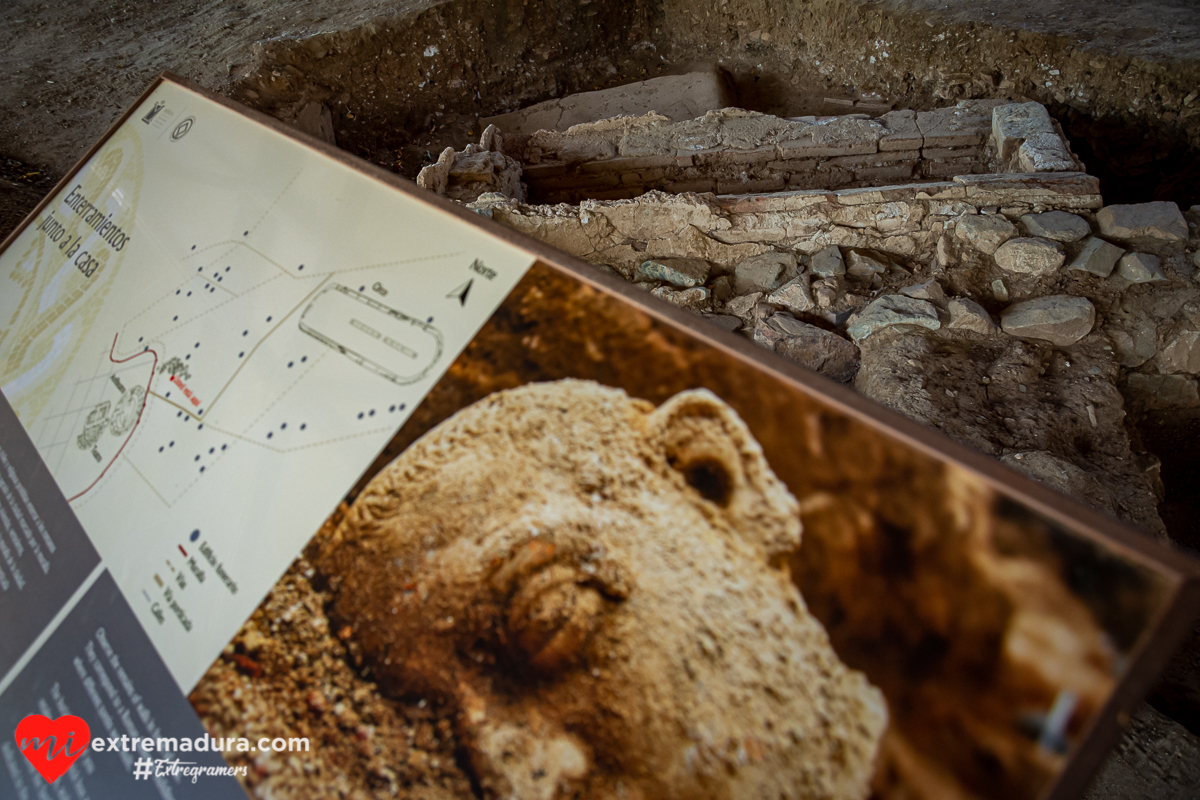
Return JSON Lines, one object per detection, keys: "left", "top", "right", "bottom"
{"left": 171, "top": 117, "right": 195, "bottom": 141}
{"left": 14, "top": 714, "right": 91, "bottom": 784}
{"left": 141, "top": 101, "right": 166, "bottom": 124}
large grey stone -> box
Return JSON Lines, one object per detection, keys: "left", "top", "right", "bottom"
{"left": 992, "top": 102, "right": 1056, "bottom": 161}
{"left": 955, "top": 214, "right": 1018, "bottom": 255}
{"left": 1116, "top": 252, "right": 1168, "bottom": 283}
{"left": 946, "top": 298, "right": 998, "bottom": 334}
{"left": 1020, "top": 211, "right": 1090, "bottom": 242}
{"left": 916, "top": 102, "right": 995, "bottom": 147}
{"left": 1159, "top": 330, "right": 1200, "bottom": 374}
{"left": 1000, "top": 295, "right": 1095, "bottom": 346}
{"left": 636, "top": 257, "right": 710, "bottom": 288}
{"left": 755, "top": 316, "right": 860, "bottom": 382}
{"left": 1016, "top": 132, "right": 1075, "bottom": 172}
{"left": 1125, "top": 373, "right": 1200, "bottom": 408}
{"left": 766, "top": 275, "right": 816, "bottom": 314}
{"left": 810, "top": 245, "right": 846, "bottom": 277}
{"left": 733, "top": 251, "right": 795, "bottom": 294}
{"left": 878, "top": 109, "right": 922, "bottom": 151}
{"left": 994, "top": 237, "right": 1065, "bottom": 276}
{"left": 1096, "top": 202, "right": 1188, "bottom": 241}
{"left": 846, "top": 295, "right": 940, "bottom": 342}
{"left": 1068, "top": 237, "right": 1124, "bottom": 277}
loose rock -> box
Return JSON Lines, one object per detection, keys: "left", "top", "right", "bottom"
{"left": 1116, "top": 252, "right": 1168, "bottom": 283}
{"left": 954, "top": 214, "right": 1018, "bottom": 255}
{"left": 810, "top": 245, "right": 846, "bottom": 277}
{"left": 899, "top": 279, "right": 946, "bottom": 304}
{"left": 846, "top": 295, "right": 940, "bottom": 342}
{"left": 1158, "top": 331, "right": 1200, "bottom": 374}
{"left": 1068, "top": 237, "right": 1125, "bottom": 278}
{"left": 1096, "top": 202, "right": 1189, "bottom": 242}
{"left": 946, "top": 298, "right": 999, "bottom": 334}
{"left": 1020, "top": 211, "right": 1090, "bottom": 242}
{"left": 725, "top": 292, "right": 764, "bottom": 320}
{"left": 711, "top": 275, "right": 734, "bottom": 304}
{"left": 776, "top": 327, "right": 861, "bottom": 383}
{"left": 845, "top": 249, "right": 890, "bottom": 278}
{"left": 991, "top": 278, "right": 1010, "bottom": 302}
{"left": 733, "top": 251, "right": 795, "bottom": 294}
{"left": 766, "top": 275, "right": 816, "bottom": 314}
{"left": 754, "top": 315, "right": 860, "bottom": 382}
{"left": 1108, "top": 323, "right": 1158, "bottom": 368}
{"left": 1000, "top": 295, "right": 1096, "bottom": 346}
{"left": 1125, "top": 373, "right": 1200, "bottom": 409}
{"left": 650, "top": 285, "right": 711, "bottom": 310}
{"left": 994, "top": 237, "right": 1065, "bottom": 276}
{"left": 636, "top": 257, "right": 710, "bottom": 288}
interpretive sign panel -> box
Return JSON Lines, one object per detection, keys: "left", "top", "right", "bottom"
{"left": 0, "top": 74, "right": 1196, "bottom": 800}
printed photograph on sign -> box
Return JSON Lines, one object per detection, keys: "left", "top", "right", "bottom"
{"left": 189, "top": 262, "right": 1171, "bottom": 800}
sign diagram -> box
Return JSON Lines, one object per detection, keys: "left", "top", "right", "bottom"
{"left": 299, "top": 284, "right": 443, "bottom": 385}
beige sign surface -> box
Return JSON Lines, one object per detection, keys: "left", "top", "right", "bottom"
{"left": 0, "top": 81, "right": 534, "bottom": 690}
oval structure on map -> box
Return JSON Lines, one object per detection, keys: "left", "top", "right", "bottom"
{"left": 298, "top": 284, "right": 443, "bottom": 386}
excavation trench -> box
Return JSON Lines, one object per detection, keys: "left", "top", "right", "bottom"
{"left": 188, "top": 0, "right": 1200, "bottom": 797}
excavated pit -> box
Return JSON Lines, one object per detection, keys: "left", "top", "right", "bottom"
{"left": 223, "top": 0, "right": 1200, "bottom": 565}
{"left": 116, "top": 1, "right": 1197, "bottom": 798}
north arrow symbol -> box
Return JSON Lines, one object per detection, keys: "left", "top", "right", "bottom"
{"left": 447, "top": 279, "right": 473, "bottom": 307}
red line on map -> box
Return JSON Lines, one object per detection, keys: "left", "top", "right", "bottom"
{"left": 67, "top": 334, "right": 157, "bottom": 502}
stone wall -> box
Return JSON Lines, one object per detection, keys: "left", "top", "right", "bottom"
{"left": 496, "top": 100, "right": 1078, "bottom": 203}
{"left": 419, "top": 99, "right": 1080, "bottom": 205}
{"left": 472, "top": 171, "right": 1101, "bottom": 275}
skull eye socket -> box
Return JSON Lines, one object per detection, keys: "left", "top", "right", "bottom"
{"left": 676, "top": 456, "right": 733, "bottom": 507}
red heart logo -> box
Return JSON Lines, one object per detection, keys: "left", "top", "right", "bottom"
{"left": 14, "top": 714, "right": 91, "bottom": 784}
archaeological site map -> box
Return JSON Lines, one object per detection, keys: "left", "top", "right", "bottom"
{"left": 0, "top": 78, "right": 532, "bottom": 694}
